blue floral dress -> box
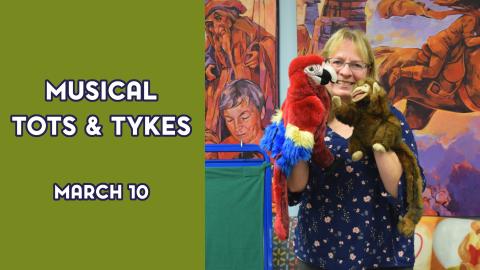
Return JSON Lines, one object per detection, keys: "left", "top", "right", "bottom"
{"left": 289, "top": 106, "right": 425, "bottom": 270}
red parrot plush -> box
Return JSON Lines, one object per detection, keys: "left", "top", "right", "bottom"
{"left": 261, "top": 55, "right": 337, "bottom": 240}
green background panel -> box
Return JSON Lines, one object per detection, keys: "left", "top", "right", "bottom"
{"left": 206, "top": 165, "right": 266, "bottom": 270}
{"left": 0, "top": 1, "right": 204, "bottom": 269}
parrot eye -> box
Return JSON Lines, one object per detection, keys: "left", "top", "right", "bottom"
{"left": 308, "top": 66, "right": 314, "bottom": 72}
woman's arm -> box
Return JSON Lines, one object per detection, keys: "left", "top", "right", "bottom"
{"left": 287, "top": 161, "right": 309, "bottom": 193}
{"left": 374, "top": 150, "right": 403, "bottom": 198}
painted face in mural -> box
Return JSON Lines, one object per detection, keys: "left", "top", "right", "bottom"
{"left": 325, "top": 40, "right": 369, "bottom": 100}
{"left": 223, "top": 99, "right": 265, "bottom": 144}
{"left": 205, "top": 10, "right": 233, "bottom": 40}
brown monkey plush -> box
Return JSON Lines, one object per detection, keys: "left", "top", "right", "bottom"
{"left": 331, "top": 78, "right": 423, "bottom": 237}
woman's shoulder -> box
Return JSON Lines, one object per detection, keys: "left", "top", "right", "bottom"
{"left": 388, "top": 105, "right": 408, "bottom": 125}
{"left": 388, "top": 105, "right": 417, "bottom": 144}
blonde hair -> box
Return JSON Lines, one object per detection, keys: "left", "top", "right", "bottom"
{"left": 321, "top": 28, "right": 378, "bottom": 80}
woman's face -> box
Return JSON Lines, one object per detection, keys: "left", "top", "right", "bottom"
{"left": 325, "top": 39, "right": 369, "bottom": 100}
{"left": 223, "top": 99, "right": 264, "bottom": 144}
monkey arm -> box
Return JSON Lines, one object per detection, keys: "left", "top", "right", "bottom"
{"left": 372, "top": 124, "right": 389, "bottom": 151}
{"left": 348, "top": 134, "right": 365, "bottom": 157}
{"left": 378, "top": 107, "right": 425, "bottom": 202}
{"left": 373, "top": 106, "right": 426, "bottom": 237}
{"left": 373, "top": 117, "right": 401, "bottom": 151}
{"left": 332, "top": 97, "right": 358, "bottom": 126}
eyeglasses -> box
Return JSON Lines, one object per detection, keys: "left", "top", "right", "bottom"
{"left": 327, "top": 58, "right": 370, "bottom": 72}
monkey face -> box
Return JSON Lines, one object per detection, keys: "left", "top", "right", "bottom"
{"left": 351, "top": 80, "right": 383, "bottom": 105}
{"left": 303, "top": 62, "right": 337, "bottom": 86}
{"left": 351, "top": 83, "right": 371, "bottom": 103}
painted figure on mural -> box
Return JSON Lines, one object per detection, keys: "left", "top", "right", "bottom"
{"left": 204, "top": 0, "right": 277, "bottom": 142}
{"left": 205, "top": 79, "right": 265, "bottom": 159}
{"left": 376, "top": 0, "right": 480, "bottom": 129}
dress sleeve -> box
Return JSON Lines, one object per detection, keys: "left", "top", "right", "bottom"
{"left": 380, "top": 106, "right": 427, "bottom": 214}
{"left": 287, "top": 161, "right": 327, "bottom": 206}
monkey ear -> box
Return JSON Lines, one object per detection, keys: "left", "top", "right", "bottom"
{"left": 373, "top": 82, "right": 381, "bottom": 95}
{"left": 373, "top": 81, "right": 386, "bottom": 99}
{"left": 370, "top": 82, "right": 382, "bottom": 102}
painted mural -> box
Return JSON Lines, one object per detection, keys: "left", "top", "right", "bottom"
{"left": 204, "top": 0, "right": 278, "bottom": 159}
{"left": 414, "top": 217, "right": 480, "bottom": 270}
{"left": 297, "top": 0, "right": 480, "bottom": 217}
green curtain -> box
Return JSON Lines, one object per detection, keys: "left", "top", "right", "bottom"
{"left": 206, "top": 163, "right": 267, "bottom": 270}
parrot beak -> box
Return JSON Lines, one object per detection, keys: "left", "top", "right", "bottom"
{"left": 320, "top": 63, "right": 337, "bottom": 85}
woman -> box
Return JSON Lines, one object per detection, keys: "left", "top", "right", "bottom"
{"left": 287, "top": 28, "right": 425, "bottom": 270}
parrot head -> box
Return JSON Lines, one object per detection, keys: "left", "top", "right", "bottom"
{"left": 288, "top": 55, "right": 337, "bottom": 87}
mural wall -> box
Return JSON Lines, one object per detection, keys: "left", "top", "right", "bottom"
{"left": 274, "top": 1, "right": 480, "bottom": 269}
{"left": 204, "top": 0, "right": 279, "bottom": 159}
{"left": 297, "top": 0, "right": 480, "bottom": 218}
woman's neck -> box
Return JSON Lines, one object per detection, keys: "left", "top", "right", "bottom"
{"left": 328, "top": 117, "right": 354, "bottom": 139}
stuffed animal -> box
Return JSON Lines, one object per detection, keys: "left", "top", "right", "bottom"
{"left": 331, "top": 78, "right": 423, "bottom": 237}
{"left": 261, "top": 55, "right": 337, "bottom": 240}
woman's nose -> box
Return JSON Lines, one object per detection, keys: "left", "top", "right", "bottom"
{"left": 234, "top": 120, "right": 244, "bottom": 131}
{"left": 338, "top": 64, "right": 353, "bottom": 77}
